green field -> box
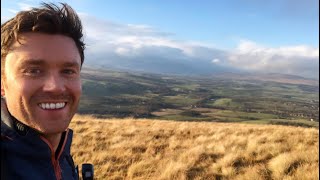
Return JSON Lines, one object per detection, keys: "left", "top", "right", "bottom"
{"left": 78, "top": 67, "right": 319, "bottom": 128}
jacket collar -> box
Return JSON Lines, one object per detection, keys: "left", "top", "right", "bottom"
{"left": 1, "top": 98, "right": 29, "bottom": 136}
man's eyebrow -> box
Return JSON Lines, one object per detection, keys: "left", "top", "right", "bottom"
{"left": 63, "top": 62, "right": 80, "bottom": 68}
{"left": 18, "top": 59, "right": 80, "bottom": 68}
{"left": 20, "top": 59, "right": 45, "bottom": 66}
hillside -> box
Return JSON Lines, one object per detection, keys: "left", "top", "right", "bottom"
{"left": 70, "top": 114, "right": 319, "bottom": 180}
{"left": 78, "top": 67, "right": 319, "bottom": 128}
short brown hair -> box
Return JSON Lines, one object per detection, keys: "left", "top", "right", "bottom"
{"left": 1, "top": 2, "right": 85, "bottom": 76}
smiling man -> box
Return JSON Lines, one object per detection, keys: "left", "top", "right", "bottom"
{"left": 1, "top": 3, "right": 84, "bottom": 180}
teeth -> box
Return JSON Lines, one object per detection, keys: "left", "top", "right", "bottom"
{"left": 50, "top": 103, "right": 55, "bottom": 109}
{"left": 39, "top": 102, "right": 66, "bottom": 110}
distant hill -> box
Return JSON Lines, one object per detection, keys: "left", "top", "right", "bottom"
{"left": 78, "top": 66, "right": 319, "bottom": 127}
{"left": 213, "top": 72, "right": 319, "bottom": 86}
{"left": 82, "top": 66, "right": 319, "bottom": 86}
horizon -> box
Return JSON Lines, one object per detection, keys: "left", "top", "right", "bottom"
{"left": 1, "top": 0, "right": 319, "bottom": 79}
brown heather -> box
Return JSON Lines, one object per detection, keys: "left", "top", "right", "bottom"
{"left": 70, "top": 114, "right": 319, "bottom": 180}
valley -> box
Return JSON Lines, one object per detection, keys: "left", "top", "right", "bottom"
{"left": 78, "top": 67, "right": 319, "bottom": 128}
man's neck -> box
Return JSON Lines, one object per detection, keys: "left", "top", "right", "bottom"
{"left": 2, "top": 98, "right": 64, "bottom": 153}
{"left": 42, "top": 133, "right": 62, "bottom": 152}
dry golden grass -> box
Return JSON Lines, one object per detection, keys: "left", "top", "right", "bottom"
{"left": 70, "top": 114, "right": 319, "bottom": 180}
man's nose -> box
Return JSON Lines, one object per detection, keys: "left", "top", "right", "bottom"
{"left": 42, "top": 73, "right": 66, "bottom": 93}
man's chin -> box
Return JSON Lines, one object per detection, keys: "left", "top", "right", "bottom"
{"left": 33, "top": 122, "right": 70, "bottom": 134}
{"left": 28, "top": 110, "right": 74, "bottom": 133}
{"left": 38, "top": 127, "right": 68, "bottom": 135}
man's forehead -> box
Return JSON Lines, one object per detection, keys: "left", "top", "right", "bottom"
{"left": 4, "top": 55, "right": 81, "bottom": 73}
{"left": 18, "top": 58, "right": 80, "bottom": 67}
{"left": 12, "top": 33, "right": 75, "bottom": 48}
{"left": 6, "top": 33, "right": 81, "bottom": 65}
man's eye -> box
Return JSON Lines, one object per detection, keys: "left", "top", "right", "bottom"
{"left": 24, "top": 69, "right": 41, "bottom": 75}
{"left": 62, "top": 69, "right": 76, "bottom": 75}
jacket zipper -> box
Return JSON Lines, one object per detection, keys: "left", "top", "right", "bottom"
{"left": 51, "top": 151, "right": 62, "bottom": 180}
{"left": 40, "top": 130, "right": 69, "bottom": 180}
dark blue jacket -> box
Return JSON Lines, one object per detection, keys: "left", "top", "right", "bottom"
{"left": 1, "top": 100, "right": 79, "bottom": 180}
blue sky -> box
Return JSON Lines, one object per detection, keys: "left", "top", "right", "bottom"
{"left": 1, "top": 0, "right": 319, "bottom": 78}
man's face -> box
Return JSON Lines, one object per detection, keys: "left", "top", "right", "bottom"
{"left": 1, "top": 33, "right": 82, "bottom": 135}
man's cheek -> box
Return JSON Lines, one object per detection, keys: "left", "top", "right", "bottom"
{"left": 73, "top": 82, "right": 82, "bottom": 97}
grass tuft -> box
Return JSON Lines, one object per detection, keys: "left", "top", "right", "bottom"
{"left": 70, "top": 114, "right": 319, "bottom": 179}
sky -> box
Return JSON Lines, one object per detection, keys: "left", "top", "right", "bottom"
{"left": 1, "top": 0, "right": 319, "bottom": 79}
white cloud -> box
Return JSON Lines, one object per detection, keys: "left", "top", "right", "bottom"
{"left": 1, "top": 16, "right": 10, "bottom": 24}
{"left": 227, "top": 40, "right": 319, "bottom": 78}
{"left": 17, "top": 3, "right": 33, "bottom": 11}
{"left": 115, "top": 47, "right": 130, "bottom": 55}
{"left": 1, "top": 2, "right": 34, "bottom": 23}
{"left": 212, "top": 58, "right": 220, "bottom": 64}
{"left": 1, "top": 1, "right": 317, "bottom": 79}
{"left": 79, "top": 14, "right": 318, "bottom": 78}
{"left": 8, "top": 9, "right": 18, "bottom": 14}
{"left": 80, "top": 14, "right": 196, "bottom": 59}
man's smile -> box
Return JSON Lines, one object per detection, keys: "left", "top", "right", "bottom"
{"left": 38, "top": 102, "right": 67, "bottom": 110}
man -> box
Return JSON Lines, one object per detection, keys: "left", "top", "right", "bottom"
{"left": 1, "top": 2, "right": 85, "bottom": 179}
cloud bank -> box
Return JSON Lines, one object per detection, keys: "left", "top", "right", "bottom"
{"left": 80, "top": 14, "right": 318, "bottom": 79}
{"left": 2, "top": 5, "right": 318, "bottom": 79}
{"left": 228, "top": 40, "right": 319, "bottom": 78}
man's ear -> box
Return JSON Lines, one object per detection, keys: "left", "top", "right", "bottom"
{"left": 1, "top": 80, "right": 6, "bottom": 97}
